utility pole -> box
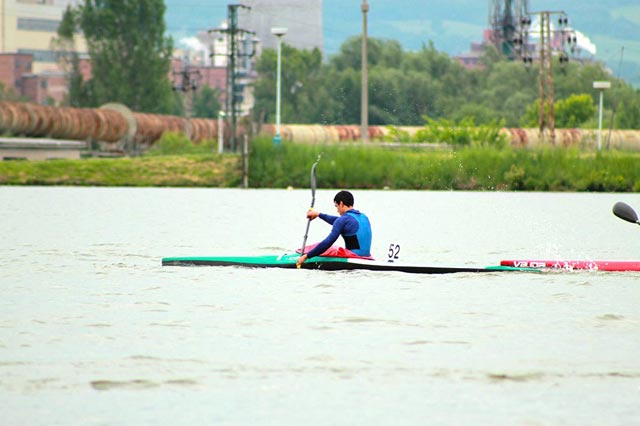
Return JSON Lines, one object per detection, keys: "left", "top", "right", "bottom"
{"left": 518, "top": 10, "right": 577, "bottom": 144}
{"left": 535, "top": 12, "right": 558, "bottom": 143}
{"left": 209, "top": 4, "right": 257, "bottom": 151}
{"left": 361, "top": 0, "right": 369, "bottom": 143}
{"left": 172, "top": 56, "right": 201, "bottom": 140}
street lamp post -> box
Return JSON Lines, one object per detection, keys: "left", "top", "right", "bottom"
{"left": 361, "top": 0, "right": 369, "bottom": 143}
{"left": 271, "top": 27, "right": 288, "bottom": 145}
{"left": 593, "top": 81, "right": 611, "bottom": 150}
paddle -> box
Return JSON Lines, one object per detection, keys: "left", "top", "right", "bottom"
{"left": 299, "top": 154, "right": 322, "bottom": 264}
{"left": 613, "top": 201, "right": 640, "bottom": 225}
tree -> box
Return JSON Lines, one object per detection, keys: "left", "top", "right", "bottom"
{"left": 58, "top": 0, "right": 174, "bottom": 113}
{"left": 253, "top": 44, "right": 323, "bottom": 124}
{"left": 520, "top": 94, "right": 596, "bottom": 128}
{"left": 249, "top": 36, "right": 640, "bottom": 128}
{"left": 193, "top": 86, "right": 222, "bottom": 119}
{"left": 473, "top": 60, "right": 538, "bottom": 126}
{"left": 54, "top": 6, "right": 83, "bottom": 107}
{"left": 615, "top": 97, "right": 640, "bottom": 129}
{"left": 554, "top": 94, "right": 597, "bottom": 128}
{"left": 0, "top": 83, "right": 26, "bottom": 102}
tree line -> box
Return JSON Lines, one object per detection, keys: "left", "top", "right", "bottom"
{"left": 42, "top": 1, "right": 640, "bottom": 131}
{"left": 54, "top": 0, "right": 220, "bottom": 118}
{"left": 254, "top": 36, "right": 640, "bottom": 129}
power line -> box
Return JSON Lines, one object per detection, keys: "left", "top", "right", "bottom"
{"left": 172, "top": 56, "right": 202, "bottom": 140}
{"left": 518, "top": 9, "right": 578, "bottom": 144}
{"left": 209, "top": 4, "right": 257, "bottom": 152}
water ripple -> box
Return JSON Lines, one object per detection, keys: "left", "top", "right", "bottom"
{"left": 90, "top": 378, "right": 198, "bottom": 390}
{"left": 596, "top": 314, "right": 625, "bottom": 321}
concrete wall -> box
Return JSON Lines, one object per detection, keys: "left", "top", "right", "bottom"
{"left": 0, "top": 137, "right": 85, "bottom": 160}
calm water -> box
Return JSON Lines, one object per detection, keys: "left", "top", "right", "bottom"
{"left": 1, "top": 186, "right": 639, "bottom": 426}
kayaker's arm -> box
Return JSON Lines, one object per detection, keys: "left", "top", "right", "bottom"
{"left": 296, "top": 253, "right": 308, "bottom": 267}
{"left": 297, "top": 212, "right": 339, "bottom": 265}
{"left": 306, "top": 210, "right": 337, "bottom": 223}
{"left": 297, "top": 210, "right": 321, "bottom": 267}
{"left": 319, "top": 213, "right": 338, "bottom": 224}
{"left": 300, "top": 220, "right": 345, "bottom": 263}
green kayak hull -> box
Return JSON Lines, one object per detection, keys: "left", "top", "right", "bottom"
{"left": 161, "top": 254, "right": 537, "bottom": 274}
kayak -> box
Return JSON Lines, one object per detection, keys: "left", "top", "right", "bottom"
{"left": 500, "top": 259, "right": 640, "bottom": 272}
{"left": 162, "top": 254, "right": 537, "bottom": 274}
{"left": 498, "top": 203, "right": 640, "bottom": 272}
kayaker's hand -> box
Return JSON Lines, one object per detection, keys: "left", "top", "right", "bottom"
{"left": 296, "top": 254, "right": 307, "bottom": 268}
{"left": 306, "top": 209, "right": 320, "bottom": 220}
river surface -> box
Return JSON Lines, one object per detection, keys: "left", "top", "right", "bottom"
{"left": 1, "top": 186, "right": 639, "bottom": 426}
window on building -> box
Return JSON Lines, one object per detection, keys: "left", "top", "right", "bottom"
{"left": 17, "top": 0, "right": 53, "bottom": 5}
{"left": 17, "top": 18, "right": 60, "bottom": 32}
{"left": 17, "top": 49, "right": 58, "bottom": 63}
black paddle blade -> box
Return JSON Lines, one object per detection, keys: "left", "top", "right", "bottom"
{"left": 309, "top": 154, "right": 321, "bottom": 202}
{"left": 613, "top": 201, "right": 640, "bottom": 225}
{"left": 310, "top": 161, "right": 318, "bottom": 193}
{"left": 300, "top": 154, "right": 322, "bottom": 257}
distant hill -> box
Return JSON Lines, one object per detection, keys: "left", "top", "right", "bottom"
{"left": 165, "top": 0, "right": 640, "bottom": 86}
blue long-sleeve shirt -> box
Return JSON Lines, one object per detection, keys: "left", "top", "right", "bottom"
{"left": 306, "top": 209, "right": 372, "bottom": 258}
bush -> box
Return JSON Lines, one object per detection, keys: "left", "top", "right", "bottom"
{"left": 399, "top": 116, "right": 509, "bottom": 148}
{"left": 145, "top": 132, "right": 216, "bottom": 156}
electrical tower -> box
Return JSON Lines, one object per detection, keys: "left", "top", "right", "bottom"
{"left": 516, "top": 10, "right": 578, "bottom": 143}
{"left": 172, "top": 56, "right": 201, "bottom": 140}
{"left": 489, "top": 1, "right": 578, "bottom": 143}
{"left": 210, "top": 4, "right": 257, "bottom": 152}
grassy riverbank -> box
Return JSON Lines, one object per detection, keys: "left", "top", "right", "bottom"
{"left": 250, "top": 138, "right": 640, "bottom": 192}
{"left": 0, "top": 155, "right": 242, "bottom": 187}
{"left": 1, "top": 136, "right": 639, "bottom": 191}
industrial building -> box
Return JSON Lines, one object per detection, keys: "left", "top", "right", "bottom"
{"left": 0, "top": 0, "right": 86, "bottom": 103}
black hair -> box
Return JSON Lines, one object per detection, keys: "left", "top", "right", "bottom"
{"left": 334, "top": 190, "right": 354, "bottom": 207}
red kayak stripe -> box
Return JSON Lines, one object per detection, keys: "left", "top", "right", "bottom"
{"left": 296, "top": 244, "right": 375, "bottom": 260}
{"left": 500, "top": 260, "right": 640, "bottom": 271}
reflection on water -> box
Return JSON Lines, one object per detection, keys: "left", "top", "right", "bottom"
{"left": 1, "top": 187, "right": 639, "bottom": 426}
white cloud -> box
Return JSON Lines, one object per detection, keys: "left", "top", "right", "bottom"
{"left": 179, "top": 37, "right": 206, "bottom": 52}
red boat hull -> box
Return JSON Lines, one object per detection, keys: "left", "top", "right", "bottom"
{"left": 500, "top": 260, "right": 640, "bottom": 272}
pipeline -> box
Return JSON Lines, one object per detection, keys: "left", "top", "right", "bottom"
{"left": 0, "top": 102, "right": 129, "bottom": 142}
{"left": 2, "top": 101, "right": 640, "bottom": 151}
{"left": 504, "top": 128, "right": 640, "bottom": 150}
{"left": 0, "top": 101, "right": 218, "bottom": 144}
{"left": 260, "top": 123, "right": 640, "bottom": 150}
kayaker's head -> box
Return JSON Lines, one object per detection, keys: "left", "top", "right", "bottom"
{"left": 334, "top": 190, "right": 354, "bottom": 215}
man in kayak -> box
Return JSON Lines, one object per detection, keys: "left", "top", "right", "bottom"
{"left": 296, "top": 190, "right": 372, "bottom": 267}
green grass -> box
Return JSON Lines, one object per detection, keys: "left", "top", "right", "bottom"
{"left": 0, "top": 155, "right": 242, "bottom": 187}
{"left": 249, "top": 137, "right": 640, "bottom": 192}
{"left": 1, "top": 135, "right": 639, "bottom": 191}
